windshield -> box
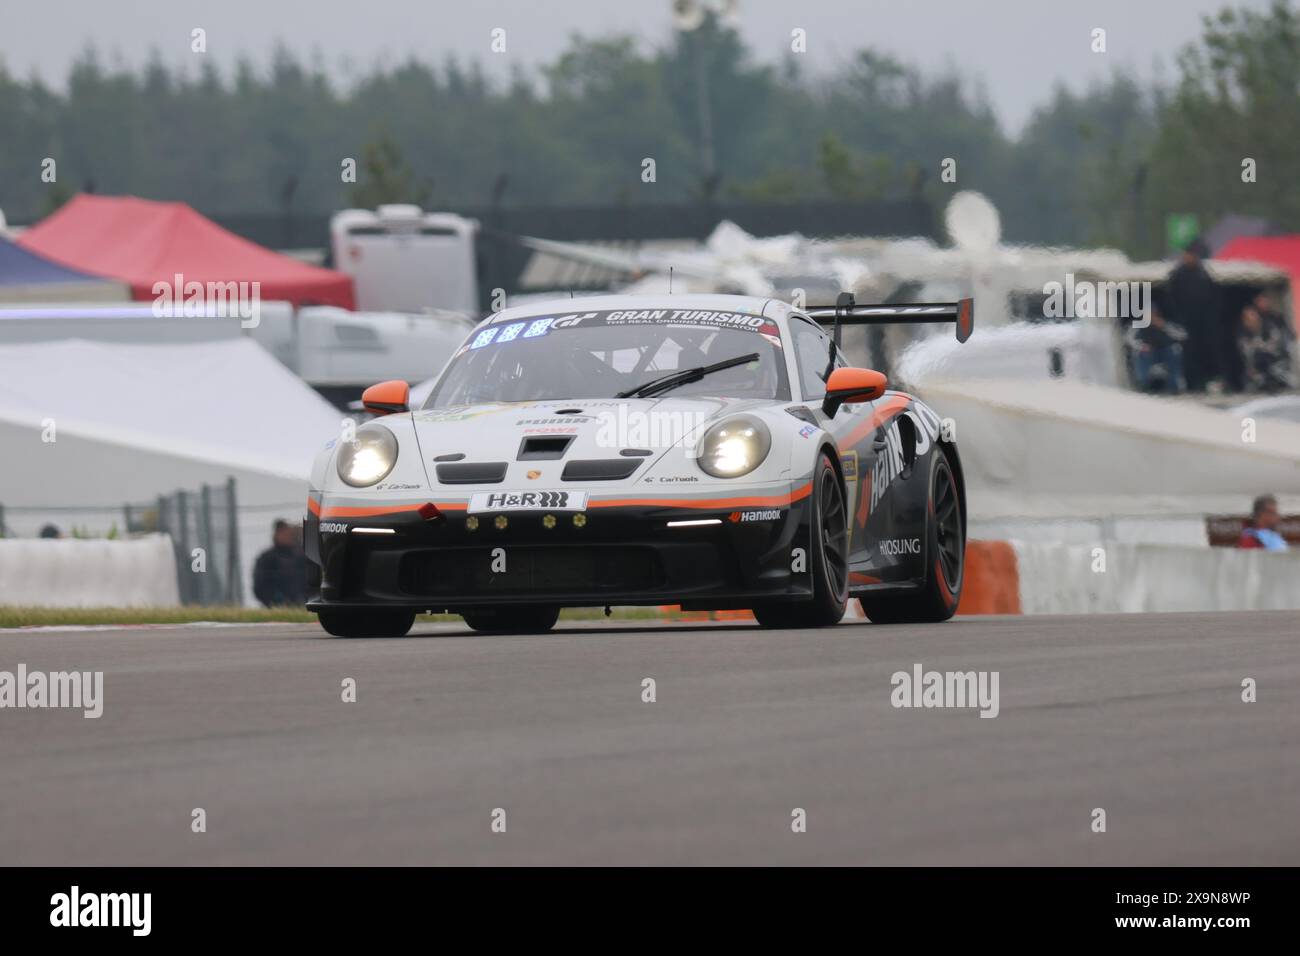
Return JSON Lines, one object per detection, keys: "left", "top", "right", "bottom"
{"left": 424, "top": 308, "right": 790, "bottom": 407}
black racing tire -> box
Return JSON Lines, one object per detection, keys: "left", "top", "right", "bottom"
{"left": 462, "top": 605, "right": 561, "bottom": 634}
{"left": 317, "top": 608, "right": 416, "bottom": 638}
{"left": 752, "top": 452, "right": 849, "bottom": 629}
{"left": 859, "top": 446, "right": 964, "bottom": 624}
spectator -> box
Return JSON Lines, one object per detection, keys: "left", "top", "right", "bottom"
{"left": 1165, "top": 237, "right": 1222, "bottom": 392}
{"left": 1129, "top": 304, "right": 1187, "bottom": 394}
{"left": 38, "top": 523, "right": 62, "bottom": 539}
{"left": 1237, "top": 303, "right": 1296, "bottom": 393}
{"left": 253, "top": 519, "right": 307, "bottom": 607}
{"left": 1253, "top": 290, "right": 1287, "bottom": 333}
{"left": 1237, "top": 494, "right": 1288, "bottom": 551}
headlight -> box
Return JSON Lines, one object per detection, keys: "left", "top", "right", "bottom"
{"left": 337, "top": 424, "right": 398, "bottom": 487}
{"left": 697, "top": 415, "right": 771, "bottom": 478}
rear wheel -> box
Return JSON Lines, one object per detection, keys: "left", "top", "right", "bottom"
{"left": 462, "top": 605, "right": 560, "bottom": 634}
{"left": 317, "top": 608, "right": 416, "bottom": 638}
{"left": 860, "top": 448, "right": 963, "bottom": 624}
{"left": 752, "top": 453, "right": 848, "bottom": 629}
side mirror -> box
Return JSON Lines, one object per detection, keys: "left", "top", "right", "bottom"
{"left": 361, "top": 379, "right": 410, "bottom": 416}
{"left": 822, "top": 367, "right": 887, "bottom": 417}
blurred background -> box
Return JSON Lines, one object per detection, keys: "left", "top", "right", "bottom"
{"left": 0, "top": 0, "right": 1297, "bottom": 616}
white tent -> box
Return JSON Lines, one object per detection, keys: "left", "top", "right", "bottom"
{"left": 0, "top": 338, "right": 344, "bottom": 603}
{"left": 915, "top": 376, "right": 1300, "bottom": 544}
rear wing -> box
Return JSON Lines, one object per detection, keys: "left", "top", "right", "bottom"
{"left": 807, "top": 292, "right": 974, "bottom": 345}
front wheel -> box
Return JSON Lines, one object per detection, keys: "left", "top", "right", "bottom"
{"left": 462, "top": 605, "right": 560, "bottom": 634}
{"left": 752, "top": 452, "right": 849, "bottom": 629}
{"left": 860, "top": 448, "right": 964, "bottom": 624}
{"left": 317, "top": 608, "right": 416, "bottom": 638}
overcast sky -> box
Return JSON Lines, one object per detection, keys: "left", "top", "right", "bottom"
{"left": 1, "top": 0, "right": 1276, "bottom": 132}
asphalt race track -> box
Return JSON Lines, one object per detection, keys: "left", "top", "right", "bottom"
{"left": 2, "top": 611, "right": 1297, "bottom": 865}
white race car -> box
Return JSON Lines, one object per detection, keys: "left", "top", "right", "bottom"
{"left": 305, "top": 292, "right": 972, "bottom": 636}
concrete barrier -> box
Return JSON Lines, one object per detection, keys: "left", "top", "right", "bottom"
{"left": 0, "top": 534, "right": 179, "bottom": 608}
{"left": 661, "top": 537, "right": 1299, "bottom": 620}
{"left": 961, "top": 539, "right": 1300, "bottom": 615}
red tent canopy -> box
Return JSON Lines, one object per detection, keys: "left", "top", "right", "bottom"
{"left": 1218, "top": 236, "right": 1300, "bottom": 335}
{"left": 1218, "top": 235, "right": 1300, "bottom": 288}
{"left": 18, "top": 194, "right": 354, "bottom": 309}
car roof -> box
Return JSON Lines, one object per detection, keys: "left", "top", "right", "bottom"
{"left": 481, "top": 293, "right": 784, "bottom": 325}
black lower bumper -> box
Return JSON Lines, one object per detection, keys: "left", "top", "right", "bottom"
{"left": 305, "top": 498, "right": 814, "bottom": 613}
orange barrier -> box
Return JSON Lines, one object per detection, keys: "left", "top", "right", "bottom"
{"left": 957, "top": 540, "right": 1022, "bottom": 615}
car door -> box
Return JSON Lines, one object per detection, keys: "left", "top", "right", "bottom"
{"left": 787, "top": 316, "right": 878, "bottom": 576}
{"left": 787, "top": 314, "right": 916, "bottom": 585}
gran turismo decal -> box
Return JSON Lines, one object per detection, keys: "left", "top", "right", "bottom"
{"left": 603, "top": 308, "right": 769, "bottom": 330}
{"left": 468, "top": 490, "right": 588, "bottom": 513}
{"left": 798, "top": 424, "right": 816, "bottom": 439}
{"left": 473, "top": 308, "right": 780, "bottom": 345}
{"left": 484, "top": 311, "right": 597, "bottom": 328}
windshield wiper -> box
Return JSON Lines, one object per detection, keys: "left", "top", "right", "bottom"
{"left": 616, "top": 353, "right": 760, "bottom": 399}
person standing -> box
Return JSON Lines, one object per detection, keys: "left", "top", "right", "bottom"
{"left": 1165, "top": 237, "right": 1222, "bottom": 391}
{"left": 253, "top": 519, "right": 307, "bottom": 606}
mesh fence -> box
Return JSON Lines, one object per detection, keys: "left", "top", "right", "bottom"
{"left": 155, "top": 479, "right": 243, "bottom": 605}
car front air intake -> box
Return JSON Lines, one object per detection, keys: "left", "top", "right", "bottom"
{"left": 561, "top": 459, "right": 642, "bottom": 481}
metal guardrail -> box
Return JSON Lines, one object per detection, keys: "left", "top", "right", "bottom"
{"left": 0, "top": 477, "right": 245, "bottom": 606}
{"left": 156, "top": 478, "right": 243, "bottom": 606}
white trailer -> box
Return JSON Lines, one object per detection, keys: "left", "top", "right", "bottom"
{"left": 330, "top": 205, "right": 479, "bottom": 314}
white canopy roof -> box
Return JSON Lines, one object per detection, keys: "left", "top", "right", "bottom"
{"left": 0, "top": 337, "right": 341, "bottom": 492}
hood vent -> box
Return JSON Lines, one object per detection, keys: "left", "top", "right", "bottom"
{"left": 518, "top": 435, "right": 575, "bottom": 460}
{"left": 562, "top": 459, "right": 643, "bottom": 481}
{"left": 436, "top": 461, "right": 508, "bottom": 484}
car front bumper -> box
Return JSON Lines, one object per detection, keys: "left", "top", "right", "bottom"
{"left": 304, "top": 484, "right": 815, "bottom": 612}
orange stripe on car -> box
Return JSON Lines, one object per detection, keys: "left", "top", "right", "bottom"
{"left": 837, "top": 394, "right": 910, "bottom": 453}
{"left": 589, "top": 482, "right": 812, "bottom": 510}
{"left": 310, "top": 487, "right": 811, "bottom": 520}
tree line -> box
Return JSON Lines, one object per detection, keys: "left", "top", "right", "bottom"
{"left": 0, "top": 1, "right": 1295, "bottom": 257}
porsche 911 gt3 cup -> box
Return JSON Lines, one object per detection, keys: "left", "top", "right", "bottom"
{"left": 305, "top": 292, "right": 973, "bottom": 637}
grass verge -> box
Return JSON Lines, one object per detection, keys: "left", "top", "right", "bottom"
{"left": 0, "top": 604, "right": 687, "bottom": 629}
